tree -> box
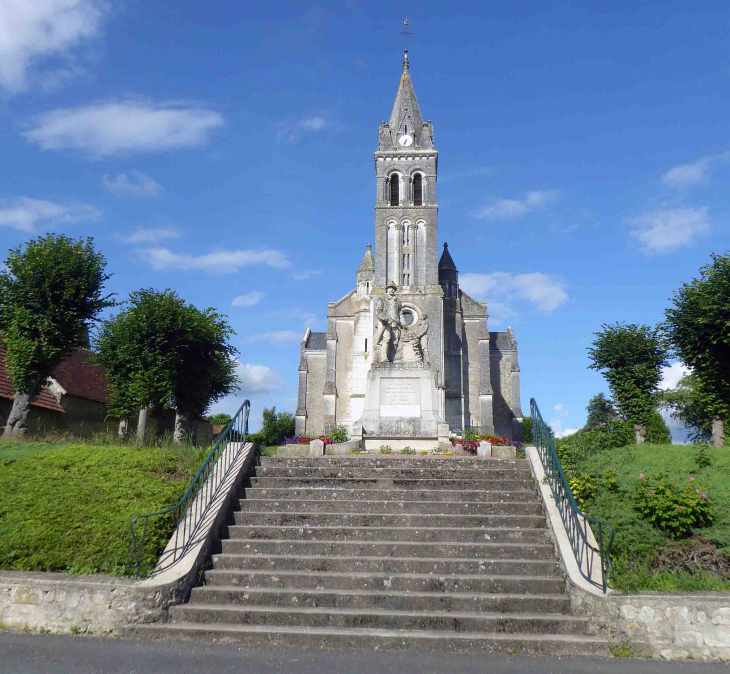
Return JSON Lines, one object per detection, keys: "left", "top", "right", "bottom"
{"left": 587, "top": 322, "right": 669, "bottom": 443}
{"left": 664, "top": 252, "right": 730, "bottom": 447}
{"left": 93, "top": 289, "right": 239, "bottom": 442}
{"left": 260, "top": 407, "right": 296, "bottom": 447}
{"left": 0, "top": 235, "right": 115, "bottom": 436}
{"left": 585, "top": 393, "right": 616, "bottom": 430}
{"left": 206, "top": 413, "right": 232, "bottom": 427}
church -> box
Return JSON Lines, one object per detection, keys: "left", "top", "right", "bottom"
{"left": 295, "top": 51, "right": 523, "bottom": 443}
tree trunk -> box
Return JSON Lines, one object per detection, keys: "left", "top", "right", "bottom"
{"left": 710, "top": 415, "right": 725, "bottom": 447}
{"left": 3, "top": 376, "right": 42, "bottom": 437}
{"left": 117, "top": 418, "right": 129, "bottom": 439}
{"left": 136, "top": 407, "right": 149, "bottom": 445}
{"left": 634, "top": 424, "right": 646, "bottom": 445}
{"left": 174, "top": 411, "right": 191, "bottom": 443}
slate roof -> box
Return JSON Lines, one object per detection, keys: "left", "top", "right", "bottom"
{"left": 305, "top": 332, "right": 327, "bottom": 351}
{"left": 357, "top": 244, "right": 375, "bottom": 272}
{"left": 0, "top": 345, "right": 65, "bottom": 413}
{"left": 438, "top": 242, "right": 457, "bottom": 270}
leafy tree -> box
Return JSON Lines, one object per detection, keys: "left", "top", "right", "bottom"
{"left": 664, "top": 252, "right": 730, "bottom": 447}
{"left": 585, "top": 393, "right": 616, "bottom": 430}
{"left": 660, "top": 373, "right": 727, "bottom": 444}
{"left": 206, "top": 413, "right": 233, "bottom": 427}
{"left": 0, "top": 235, "right": 115, "bottom": 436}
{"left": 93, "top": 289, "right": 238, "bottom": 442}
{"left": 260, "top": 407, "right": 296, "bottom": 447}
{"left": 587, "top": 322, "right": 669, "bottom": 442}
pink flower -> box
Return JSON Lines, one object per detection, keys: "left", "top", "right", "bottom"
{"left": 695, "top": 489, "right": 700, "bottom": 494}
{"left": 701, "top": 493, "right": 707, "bottom": 499}
{"left": 567, "top": 469, "right": 573, "bottom": 474}
{"left": 638, "top": 474, "right": 644, "bottom": 479}
{"left": 688, "top": 477, "right": 695, "bottom": 481}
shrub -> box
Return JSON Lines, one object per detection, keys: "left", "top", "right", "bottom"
{"left": 379, "top": 445, "right": 392, "bottom": 455}
{"left": 329, "top": 426, "right": 349, "bottom": 443}
{"left": 260, "top": 407, "right": 295, "bottom": 447}
{"left": 645, "top": 411, "right": 672, "bottom": 444}
{"left": 463, "top": 427, "right": 478, "bottom": 442}
{"left": 565, "top": 471, "right": 598, "bottom": 510}
{"left": 400, "top": 446, "right": 416, "bottom": 455}
{"left": 522, "top": 417, "right": 533, "bottom": 444}
{"left": 695, "top": 444, "right": 712, "bottom": 470}
{"left": 634, "top": 477, "right": 715, "bottom": 539}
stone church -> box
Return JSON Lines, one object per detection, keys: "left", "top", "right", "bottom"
{"left": 295, "top": 51, "right": 523, "bottom": 442}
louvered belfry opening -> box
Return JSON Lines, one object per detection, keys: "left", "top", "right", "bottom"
{"left": 413, "top": 173, "right": 423, "bottom": 206}
{"left": 389, "top": 174, "right": 399, "bottom": 206}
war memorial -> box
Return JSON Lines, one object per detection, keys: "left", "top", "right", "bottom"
{"left": 295, "top": 50, "right": 524, "bottom": 449}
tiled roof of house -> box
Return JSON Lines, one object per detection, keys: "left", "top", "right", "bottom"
{"left": 51, "top": 349, "right": 110, "bottom": 404}
{"left": 212, "top": 424, "right": 227, "bottom": 435}
{"left": 0, "top": 345, "right": 65, "bottom": 413}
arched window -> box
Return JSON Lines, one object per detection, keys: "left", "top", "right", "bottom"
{"left": 413, "top": 173, "right": 423, "bottom": 206}
{"left": 389, "top": 174, "right": 399, "bottom": 206}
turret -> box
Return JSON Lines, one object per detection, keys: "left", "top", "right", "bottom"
{"left": 356, "top": 243, "right": 375, "bottom": 297}
{"left": 438, "top": 242, "right": 458, "bottom": 298}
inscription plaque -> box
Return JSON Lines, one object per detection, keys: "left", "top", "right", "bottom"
{"left": 380, "top": 378, "right": 421, "bottom": 417}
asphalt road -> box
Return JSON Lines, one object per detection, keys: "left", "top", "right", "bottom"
{"left": 1, "top": 633, "right": 728, "bottom": 674}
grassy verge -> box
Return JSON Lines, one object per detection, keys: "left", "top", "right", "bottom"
{"left": 558, "top": 439, "right": 730, "bottom": 592}
{"left": 0, "top": 439, "right": 211, "bottom": 576}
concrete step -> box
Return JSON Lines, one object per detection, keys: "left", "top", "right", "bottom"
{"left": 243, "top": 489, "right": 541, "bottom": 505}
{"left": 219, "top": 539, "right": 556, "bottom": 560}
{"left": 130, "top": 623, "right": 608, "bottom": 655}
{"left": 232, "top": 511, "right": 547, "bottom": 529}
{"left": 170, "top": 604, "right": 589, "bottom": 635}
{"left": 202, "top": 570, "right": 565, "bottom": 594}
{"left": 250, "top": 477, "right": 534, "bottom": 490}
{"left": 260, "top": 457, "right": 528, "bottom": 469}
{"left": 225, "top": 525, "right": 549, "bottom": 544}
{"left": 255, "top": 467, "right": 533, "bottom": 480}
{"left": 188, "top": 585, "right": 571, "bottom": 613}
{"left": 210, "top": 554, "right": 561, "bottom": 576}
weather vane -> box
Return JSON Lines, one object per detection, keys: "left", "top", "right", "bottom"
{"left": 400, "top": 17, "right": 413, "bottom": 41}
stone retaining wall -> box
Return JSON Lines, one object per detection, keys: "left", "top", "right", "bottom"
{"left": 526, "top": 445, "right": 730, "bottom": 661}
{"left": 0, "top": 442, "right": 256, "bottom": 635}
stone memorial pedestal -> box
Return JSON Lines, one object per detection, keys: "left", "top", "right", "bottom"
{"left": 352, "top": 361, "right": 449, "bottom": 451}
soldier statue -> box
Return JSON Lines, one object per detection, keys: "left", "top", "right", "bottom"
{"left": 374, "top": 281, "right": 403, "bottom": 361}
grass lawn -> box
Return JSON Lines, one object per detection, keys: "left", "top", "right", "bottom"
{"left": 567, "top": 442, "right": 730, "bottom": 592}
{"left": 0, "top": 439, "right": 210, "bottom": 576}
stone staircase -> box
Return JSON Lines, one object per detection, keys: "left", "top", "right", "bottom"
{"left": 135, "top": 455, "right": 607, "bottom": 654}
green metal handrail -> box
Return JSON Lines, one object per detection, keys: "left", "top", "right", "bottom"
{"left": 127, "top": 399, "right": 251, "bottom": 577}
{"left": 530, "top": 398, "right": 614, "bottom": 592}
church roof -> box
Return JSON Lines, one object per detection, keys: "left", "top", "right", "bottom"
{"left": 388, "top": 50, "right": 425, "bottom": 146}
{"left": 490, "top": 331, "right": 517, "bottom": 351}
{"left": 357, "top": 243, "right": 375, "bottom": 272}
{"left": 438, "top": 242, "right": 457, "bottom": 271}
{"left": 304, "top": 332, "right": 327, "bottom": 351}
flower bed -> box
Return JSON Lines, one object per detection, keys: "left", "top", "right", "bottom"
{"left": 450, "top": 434, "right": 525, "bottom": 455}
{"left": 282, "top": 435, "right": 335, "bottom": 446}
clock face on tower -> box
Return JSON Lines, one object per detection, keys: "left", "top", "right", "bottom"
{"left": 398, "top": 134, "right": 414, "bottom": 147}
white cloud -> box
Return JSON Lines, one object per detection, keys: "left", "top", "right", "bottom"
{"left": 460, "top": 271, "right": 568, "bottom": 313}
{"left": 0, "top": 196, "right": 100, "bottom": 232}
{"left": 301, "top": 116, "right": 327, "bottom": 131}
{"left": 120, "top": 228, "right": 182, "bottom": 245}
{"left": 661, "top": 158, "right": 711, "bottom": 188}
{"left": 234, "top": 363, "right": 283, "bottom": 396}
{"left": 0, "top": 0, "right": 107, "bottom": 95}
{"left": 139, "top": 247, "right": 290, "bottom": 273}
{"left": 293, "top": 270, "right": 321, "bottom": 281}
{"left": 232, "top": 291, "right": 265, "bottom": 308}
{"left": 248, "top": 330, "right": 302, "bottom": 342}
{"left": 474, "top": 190, "right": 560, "bottom": 220}
{"left": 629, "top": 207, "right": 709, "bottom": 254}
{"left": 553, "top": 403, "right": 565, "bottom": 413}
{"left": 551, "top": 419, "right": 579, "bottom": 438}
{"left": 24, "top": 100, "right": 224, "bottom": 157}
{"left": 660, "top": 362, "right": 692, "bottom": 391}
{"left": 103, "top": 171, "right": 163, "bottom": 198}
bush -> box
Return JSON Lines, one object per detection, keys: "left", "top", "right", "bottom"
{"left": 379, "top": 445, "right": 393, "bottom": 455}
{"left": 644, "top": 411, "right": 672, "bottom": 444}
{"left": 329, "top": 426, "right": 349, "bottom": 443}
{"left": 565, "top": 471, "right": 598, "bottom": 510}
{"left": 462, "top": 427, "right": 478, "bottom": 442}
{"left": 260, "top": 407, "right": 295, "bottom": 447}
{"left": 400, "top": 446, "right": 416, "bottom": 455}
{"left": 522, "top": 417, "right": 533, "bottom": 445}
{"left": 634, "top": 477, "right": 715, "bottom": 539}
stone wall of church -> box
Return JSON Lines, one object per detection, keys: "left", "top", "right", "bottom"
{"left": 463, "top": 319, "right": 483, "bottom": 430}
{"left": 335, "top": 319, "right": 354, "bottom": 426}
{"left": 304, "top": 354, "right": 326, "bottom": 437}
{"left": 491, "top": 349, "right": 518, "bottom": 438}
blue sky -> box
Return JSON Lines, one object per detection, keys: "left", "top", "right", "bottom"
{"left": 1, "top": 1, "right": 727, "bottom": 437}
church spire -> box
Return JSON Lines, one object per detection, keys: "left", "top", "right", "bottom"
{"left": 388, "top": 49, "right": 423, "bottom": 137}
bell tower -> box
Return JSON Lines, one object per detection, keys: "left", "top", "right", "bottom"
{"left": 374, "top": 50, "right": 439, "bottom": 291}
